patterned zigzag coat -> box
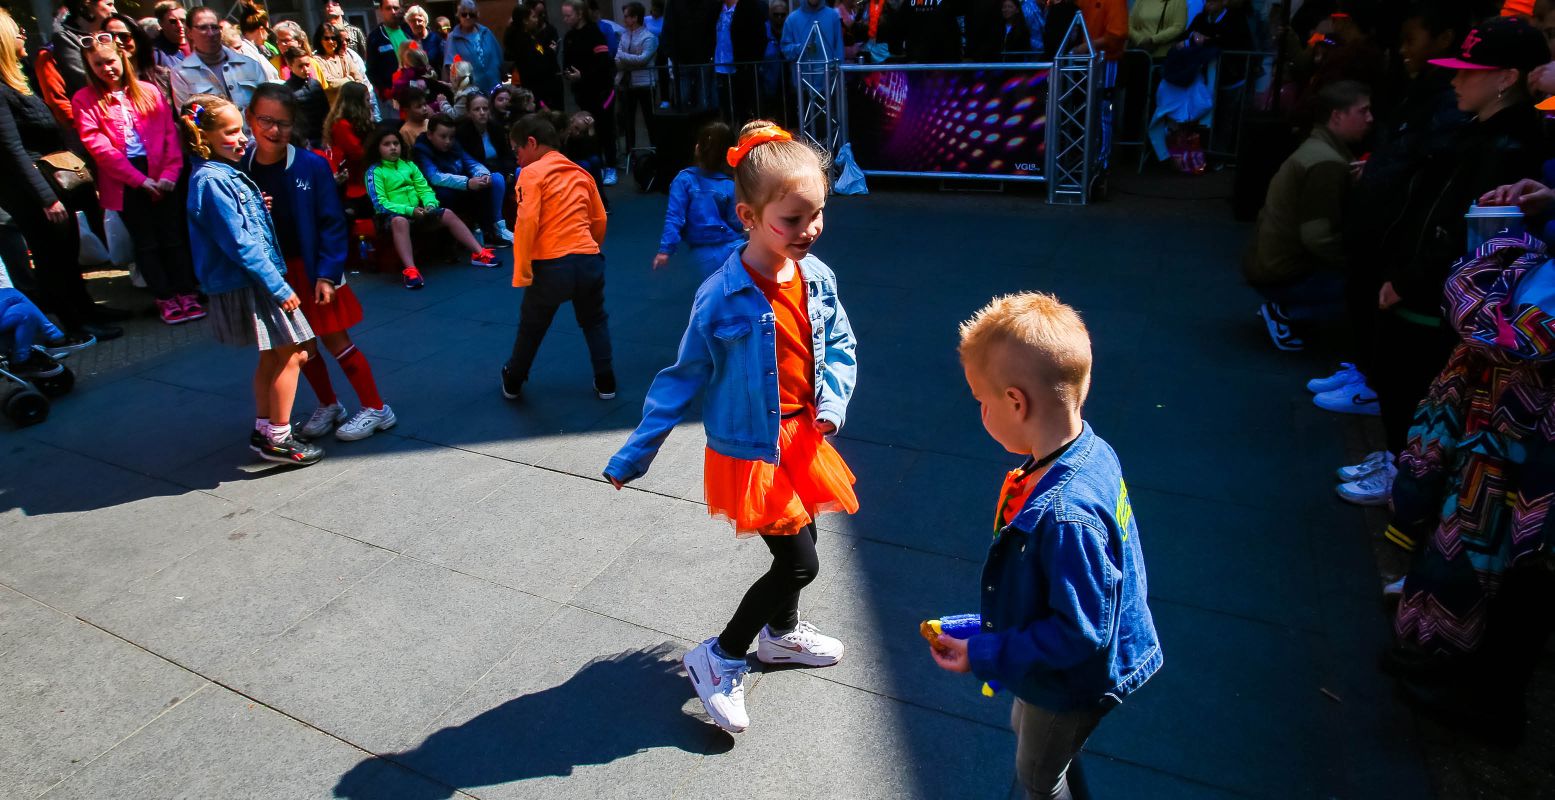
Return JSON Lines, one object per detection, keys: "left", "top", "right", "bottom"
{"left": 1392, "top": 234, "right": 1555, "bottom": 655}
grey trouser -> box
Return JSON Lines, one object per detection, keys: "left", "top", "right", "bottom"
{"left": 1010, "top": 698, "right": 1112, "bottom": 800}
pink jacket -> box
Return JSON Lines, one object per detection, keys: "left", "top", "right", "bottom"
{"left": 71, "top": 82, "right": 181, "bottom": 212}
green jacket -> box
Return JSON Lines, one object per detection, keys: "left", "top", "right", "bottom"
{"left": 365, "top": 157, "right": 438, "bottom": 216}
{"left": 1244, "top": 127, "right": 1354, "bottom": 287}
{"left": 1128, "top": 0, "right": 1187, "bottom": 59}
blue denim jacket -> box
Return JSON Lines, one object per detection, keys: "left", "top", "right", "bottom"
{"left": 658, "top": 168, "right": 743, "bottom": 255}
{"left": 185, "top": 158, "right": 292, "bottom": 303}
{"left": 605, "top": 244, "right": 857, "bottom": 483}
{"left": 968, "top": 423, "right": 1163, "bottom": 712}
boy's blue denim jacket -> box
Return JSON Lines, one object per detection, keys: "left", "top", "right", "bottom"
{"left": 185, "top": 158, "right": 292, "bottom": 303}
{"left": 605, "top": 244, "right": 857, "bottom": 483}
{"left": 969, "top": 423, "right": 1163, "bottom": 712}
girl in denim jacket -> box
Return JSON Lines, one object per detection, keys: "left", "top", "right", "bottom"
{"left": 651, "top": 121, "right": 745, "bottom": 279}
{"left": 180, "top": 94, "right": 323, "bottom": 467}
{"left": 606, "top": 121, "right": 858, "bottom": 735}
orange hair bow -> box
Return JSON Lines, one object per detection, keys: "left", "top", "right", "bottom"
{"left": 727, "top": 126, "right": 793, "bottom": 168}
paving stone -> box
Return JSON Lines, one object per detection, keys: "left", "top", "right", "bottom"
{"left": 275, "top": 438, "right": 521, "bottom": 551}
{"left": 39, "top": 684, "right": 459, "bottom": 800}
{"left": 359, "top": 606, "right": 726, "bottom": 800}
{"left": 0, "top": 485, "right": 245, "bottom": 613}
{"left": 20, "top": 377, "right": 239, "bottom": 477}
{"left": 162, "top": 426, "right": 406, "bottom": 514}
{"left": 686, "top": 667, "right": 1015, "bottom": 800}
{"left": 407, "top": 464, "right": 673, "bottom": 603}
{"left": 82, "top": 513, "right": 396, "bottom": 676}
{"left": 0, "top": 587, "right": 206, "bottom": 799}
{"left": 226, "top": 556, "right": 562, "bottom": 753}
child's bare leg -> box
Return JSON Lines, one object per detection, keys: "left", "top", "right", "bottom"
{"left": 254, "top": 350, "right": 279, "bottom": 420}
{"left": 391, "top": 216, "right": 414, "bottom": 267}
{"left": 268, "top": 344, "right": 309, "bottom": 428}
{"left": 439, "top": 210, "right": 484, "bottom": 252}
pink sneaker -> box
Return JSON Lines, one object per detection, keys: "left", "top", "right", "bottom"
{"left": 177, "top": 294, "right": 207, "bottom": 321}
{"left": 156, "top": 297, "right": 189, "bottom": 325}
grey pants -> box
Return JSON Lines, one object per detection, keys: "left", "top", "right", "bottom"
{"left": 1010, "top": 698, "right": 1112, "bottom": 800}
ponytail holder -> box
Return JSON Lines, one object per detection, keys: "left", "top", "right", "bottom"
{"left": 727, "top": 126, "right": 793, "bottom": 168}
{"left": 186, "top": 102, "right": 206, "bottom": 126}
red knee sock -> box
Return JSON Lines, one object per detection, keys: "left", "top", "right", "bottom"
{"left": 301, "top": 353, "right": 338, "bottom": 406}
{"left": 335, "top": 344, "right": 384, "bottom": 409}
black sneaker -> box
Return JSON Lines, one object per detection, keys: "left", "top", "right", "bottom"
{"left": 1257, "top": 303, "right": 1304, "bottom": 352}
{"left": 594, "top": 370, "right": 617, "bottom": 400}
{"left": 501, "top": 364, "right": 523, "bottom": 400}
{"left": 11, "top": 351, "right": 64, "bottom": 379}
{"left": 255, "top": 433, "right": 324, "bottom": 465}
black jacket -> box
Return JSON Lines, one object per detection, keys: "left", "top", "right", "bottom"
{"left": 705, "top": 0, "right": 772, "bottom": 64}
{"left": 1381, "top": 102, "right": 1546, "bottom": 318}
{"left": 904, "top": 0, "right": 964, "bottom": 62}
{"left": 0, "top": 82, "right": 73, "bottom": 209}
{"left": 662, "top": 0, "right": 715, "bottom": 62}
{"left": 284, "top": 76, "right": 331, "bottom": 147}
{"left": 455, "top": 117, "right": 516, "bottom": 177}
{"left": 365, "top": 24, "right": 403, "bottom": 96}
{"left": 505, "top": 27, "right": 563, "bottom": 111}
{"left": 1041, "top": 1, "right": 1078, "bottom": 58}
{"left": 48, "top": 14, "right": 94, "bottom": 101}
{"left": 563, "top": 23, "right": 616, "bottom": 106}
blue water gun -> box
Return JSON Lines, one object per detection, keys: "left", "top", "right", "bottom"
{"left": 921, "top": 613, "right": 1002, "bottom": 697}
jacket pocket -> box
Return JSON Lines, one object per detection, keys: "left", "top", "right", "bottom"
{"left": 710, "top": 318, "right": 759, "bottom": 444}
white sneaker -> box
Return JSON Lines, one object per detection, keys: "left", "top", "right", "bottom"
{"left": 602, "top": 167, "right": 619, "bottom": 186}
{"left": 1336, "top": 450, "right": 1392, "bottom": 482}
{"left": 1308, "top": 363, "right": 1365, "bottom": 394}
{"left": 494, "top": 220, "right": 514, "bottom": 242}
{"left": 298, "top": 403, "right": 347, "bottom": 440}
{"left": 683, "top": 638, "right": 749, "bottom": 733}
{"left": 756, "top": 620, "right": 844, "bottom": 666}
{"left": 336, "top": 405, "right": 397, "bottom": 441}
{"left": 1383, "top": 576, "right": 1406, "bottom": 597}
{"left": 1314, "top": 383, "right": 1380, "bottom": 416}
{"left": 1336, "top": 463, "right": 1396, "bottom": 506}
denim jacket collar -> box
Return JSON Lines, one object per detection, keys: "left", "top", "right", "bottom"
{"left": 1006, "top": 422, "right": 1096, "bottom": 534}
{"left": 718, "top": 242, "right": 824, "bottom": 298}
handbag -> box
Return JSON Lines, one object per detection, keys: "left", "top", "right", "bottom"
{"left": 36, "top": 150, "right": 94, "bottom": 197}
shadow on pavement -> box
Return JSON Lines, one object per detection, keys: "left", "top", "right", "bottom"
{"left": 332, "top": 644, "right": 732, "bottom": 799}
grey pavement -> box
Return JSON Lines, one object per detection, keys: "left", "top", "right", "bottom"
{"left": 1, "top": 181, "right": 1430, "bottom": 799}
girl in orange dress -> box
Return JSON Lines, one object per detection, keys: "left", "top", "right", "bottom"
{"left": 604, "top": 120, "right": 858, "bottom": 734}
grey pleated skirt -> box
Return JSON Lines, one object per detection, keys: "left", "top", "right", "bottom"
{"left": 206, "top": 287, "right": 315, "bottom": 350}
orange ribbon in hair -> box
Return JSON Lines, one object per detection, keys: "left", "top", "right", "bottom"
{"left": 727, "top": 126, "right": 793, "bottom": 168}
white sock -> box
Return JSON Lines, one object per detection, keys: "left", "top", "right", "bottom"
{"left": 267, "top": 422, "right": 292, "bottom": 444}
{"left": 255, "top": 417, "right": 268, "bottom": 432}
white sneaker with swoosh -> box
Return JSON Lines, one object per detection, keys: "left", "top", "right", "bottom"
{"left": 757, "top": 621, "right": 845, "bottom": 666}
{"left": 683, "top": 638, "right": 749, "bottom": 733}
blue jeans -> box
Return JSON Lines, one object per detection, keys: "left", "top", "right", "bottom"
{"left": 687, "top": 241, "right": 740, "bottom": 280}
{"left": 0, "top": 289, "right": 62, "bottom": 361}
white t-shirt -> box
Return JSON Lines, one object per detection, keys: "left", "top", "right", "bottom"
{"left": 112, "top": 91, "right": 147, "bottom": 157}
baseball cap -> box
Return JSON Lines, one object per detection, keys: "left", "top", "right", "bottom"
{"left": 1428, "top": 16, "right": 1550, "bottom": 75}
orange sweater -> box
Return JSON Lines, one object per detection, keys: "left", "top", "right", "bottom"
{"left": 511, "top": 149, "right": 607, "bottom": 287}
{"left": 1080, "top": 0, "right": 1128, "bottom": 60}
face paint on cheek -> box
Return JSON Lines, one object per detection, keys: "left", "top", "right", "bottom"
{"left": 768, "top": 224, "right": 783, "bottom": 237}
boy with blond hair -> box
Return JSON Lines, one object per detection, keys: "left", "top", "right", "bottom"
{"left": 929, "top": 292, "right": 1162, "bottom": 800}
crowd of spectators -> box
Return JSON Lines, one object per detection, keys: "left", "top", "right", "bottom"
{"left": 1239, "top": 0, "right": 1555, "bottom": 749}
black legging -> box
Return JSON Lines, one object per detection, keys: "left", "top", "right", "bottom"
{"left": 718, "top": 523, "right": 820, "bottom": 657}
{"left": 0, "top": 193, "right": 95, "bottom": 330}
{"left": 119, "top": 157, "right": 196, "bottom": 300}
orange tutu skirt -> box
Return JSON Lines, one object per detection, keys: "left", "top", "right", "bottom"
{"left": 704, "top": 412, "right": 859, "bottom": 536}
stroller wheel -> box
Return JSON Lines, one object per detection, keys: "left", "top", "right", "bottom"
{"left": 34, "top": 367, "right": 74, "bottom": 398}
{"left": 4, "top": 387, "right": 50, "bottom": 427}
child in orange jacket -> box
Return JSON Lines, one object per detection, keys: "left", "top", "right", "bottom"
{"left": 500, "top": 110, "right": 614, "bottom": 401}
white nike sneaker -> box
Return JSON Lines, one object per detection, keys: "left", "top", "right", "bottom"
{"left": 1336, "top": 463, "right": 1397, "bottom": 506}
{"left": 1314, "top": 382, "right": 1380, "bottom": 416}
{"left": 683, "top": 638, "right": 750, "bottom": 733}
{"left": 336, "top": 404, "right": 397, "bottom": 441}
{"left": 756, "top": 620, "right": 845, "bottom": 667}
{"left": 1307, "top": 363, "right": 1365, "bottom": 394}
{"left": 298, "top": 403, "right": 347, "bottom": 440}
{"left": 1336, "top": 450, "right": 1392, "bottom": 482}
